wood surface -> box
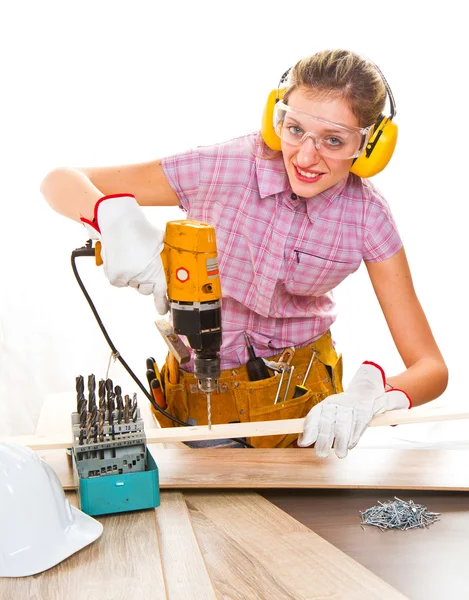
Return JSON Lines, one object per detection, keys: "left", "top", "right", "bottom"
{"left": 186, "top": 490, "right": 408, "bottom": 599}
{"left": 263, "top": 489, "right": 469, "bottom": 600}
{"left": 0, "top": 492, "right": 167, "bottom": 600}
{"left": 5, "top": 401, "right": 467, "bottom": 450}
{"left": 155, "top": 492, "right": 217, "bottom": 599}
{"left": 41, "top": 446, "right": 469, "bottom": 493}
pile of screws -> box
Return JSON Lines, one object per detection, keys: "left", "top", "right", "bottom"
{"left": 360, "top": 497, "right": 441, "bottom": 531}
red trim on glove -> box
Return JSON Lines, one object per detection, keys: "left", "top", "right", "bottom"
{"left": 385, "top": 388, "right": 413, "bottom": 409}
{"left": 80, "top": 216, "right": 100, "bottom": 233}
{"left": 79, "top": 193, "right": 136, "bottom": 234}
{"left": 362, "top": 360, "right": 386, "bottom": 387}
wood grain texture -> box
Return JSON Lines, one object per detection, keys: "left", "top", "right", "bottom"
{"left": 156, "top": 492, "right": 217, "bottom": 599}
{"left": 155, "top": 448, "right": 469, "bottom": 491}
{"left": 0, "top": 492, "right": 167, "bottom": 600}
{"left": 4, "top": 394, "right": 462, "bottom": 450}
{"left": 186, "top": 491, "right": 408, "bottom": 599}
{"left": 40, "top": 447, "right": 469, "bottom": 492}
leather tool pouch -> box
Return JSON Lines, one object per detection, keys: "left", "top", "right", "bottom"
{"left": 153, "top": 330, "right": 343, "bottom": 448}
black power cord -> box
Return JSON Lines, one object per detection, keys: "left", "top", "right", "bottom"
{"left": 71, "top": 241, "right": 253, "bottom": 448}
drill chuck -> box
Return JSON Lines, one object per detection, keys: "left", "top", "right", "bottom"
{"left": 194, "top": 355, "right": 220, "bottom": 395}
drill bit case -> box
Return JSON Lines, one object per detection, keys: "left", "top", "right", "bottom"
{"left": 71, "top": 410, "right": 160, "bottom": 516}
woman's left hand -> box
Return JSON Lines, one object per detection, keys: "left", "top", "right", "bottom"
{"left": 297, "top": 361, "right": 411, "bottom": 458}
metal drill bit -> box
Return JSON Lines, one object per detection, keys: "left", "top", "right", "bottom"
{"left": 115, "top": 387, "right": 124, "bottom": 410}
{"left": 107, "top": 392, "right": 116, "bottom": 439}
{"left": 115, "top": 387, "right": 123, "bottom": 424}
{"left": 79, "top": 428, "right": 85, "bottom": 446}
{"left": 77, "top": 395, "right": 87, "bottom": 415}
{"left": 132, "top": 396, "right": 138, "bottom": 422}
{"left": 98, "top": 408, "right": 105, "bottom": 443}
{"left": 207, "top": 394, "right": 212, "bottom": 430}
{"left": 105, "top": 378, "right": 113, "bottom": 404}
{"left": 124, "top": 395, "right": 130, "bottom": 424}
{"left": 86, "top": 411, "right": 92, "bottom": 444}
{"left": 109, "top": 407, "right": 115, "bottom": 440}
{"left": 80, "top": 405, "right": 87, "bottom": 428}
{"left": 98, "top": 379, "right": 106, "bottom": 410}
{"left": 107, "top": 392, "right": 115, "bottom": 418}
{"left": 75, "top": 375, "right": 84, "bottom": 411}
{"left": 88, "top": 374, "right": 96, "bottom": 411}
{"left": 91, "top": 405, "right": 98, "bottom": 442}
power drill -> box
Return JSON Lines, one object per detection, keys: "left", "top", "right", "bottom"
{"left": 157, "top": 220, "right": 222, "bottom": 426}
{"left": 93, "top": 219, "right": 222, "bottom": 426}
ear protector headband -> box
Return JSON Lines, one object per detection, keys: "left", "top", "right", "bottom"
{"left": 261, "top": 62, "right": 398, "bottom": 178}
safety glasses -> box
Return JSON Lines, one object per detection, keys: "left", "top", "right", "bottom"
{"left": 273, "top": 100, "right": 372, "bottom": 159}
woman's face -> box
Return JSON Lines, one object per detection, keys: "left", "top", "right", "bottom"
{"left": 281, "top": 87, "right": 360, "bottom": 198}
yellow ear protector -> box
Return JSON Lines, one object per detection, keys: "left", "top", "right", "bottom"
{"left": 261, "top": 64, "right": 398, "bottom": 178}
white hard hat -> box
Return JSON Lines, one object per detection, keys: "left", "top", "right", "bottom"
{"left": 0, "top": 442, "right": 103, "bottom": 577}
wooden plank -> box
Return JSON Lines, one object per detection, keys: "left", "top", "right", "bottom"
{"left": 0, "top": 492, "right": 167, "bottom": 600}
{"left": 42, "top": 447, "right": 469, "bottom": 492}
{"left": 36, "top": 448, "right": 75, "bottom": 490}
{"left": 186, "top": 490, "right": 408, "bottom": 599}
{"left": 155, "top": 448, "right": 469, "bottom": 491}
{"left": 7, "top": 403, "right": 467, "bottom": 450}
{"left": 156, "top": 492, "right": 217, "bottom": 599}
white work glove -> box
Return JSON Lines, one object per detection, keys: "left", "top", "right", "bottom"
{"left": 81, "top": 194, "right": 169, "bottom": 315}
{"left": 297, "top": 361, "right": 412, "bottom": 459}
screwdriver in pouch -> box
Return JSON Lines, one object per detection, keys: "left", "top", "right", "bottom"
{"left": 151, "top": 378, "right": 167, "bottom": 409}
{"left": 244, "top": 332, "right": 270, "bottom": 381}
{"left": 292, "top": 350, "right": 317, "bottom": 398}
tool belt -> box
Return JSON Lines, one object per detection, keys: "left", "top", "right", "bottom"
{"left": 154, "top": 330, "right": 343, "bottom": 448}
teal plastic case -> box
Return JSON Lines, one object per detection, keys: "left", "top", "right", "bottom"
{"left": 73, "top": 447, "right": 160, "bottom": 516}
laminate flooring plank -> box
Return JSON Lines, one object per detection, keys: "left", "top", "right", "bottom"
{"left": 38, "top": 448, "right": 469, "bottom": 492}
{"left": 0, "top": 492, "right": 167, "bottom": 600}
{"left": 156, "top": 491, "right": 217, "bottom": 599}
{"left": 186, "top": 491, "right": 408, "bottom": 600}
{"left": 36, "top": 448, "right": 75, "bottom": 490}
{"left": 155, "top": 448, "right": 469, "bottom": 490}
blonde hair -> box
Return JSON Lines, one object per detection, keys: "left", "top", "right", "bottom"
{"left": 283, "top": 49, "right": 387, "bottom": 128}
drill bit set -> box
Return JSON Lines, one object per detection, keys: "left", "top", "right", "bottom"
{"left": 71, "top": 374, "right": 160, "bottom": 516}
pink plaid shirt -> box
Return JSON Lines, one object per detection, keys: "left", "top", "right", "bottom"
{"left": 162, "top": 133, "right": 402, "bottom": 369}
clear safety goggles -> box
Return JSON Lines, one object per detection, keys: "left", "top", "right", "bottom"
{"left": 273, "top": 100, "right": 372, "bottom": 159}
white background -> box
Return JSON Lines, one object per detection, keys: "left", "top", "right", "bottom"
{"left": 0, "top": 1, "right": 466, "bottom": 436}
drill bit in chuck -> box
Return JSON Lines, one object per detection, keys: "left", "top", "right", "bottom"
{"left": 206, "top": 394, "right": 212, "bottom": 430}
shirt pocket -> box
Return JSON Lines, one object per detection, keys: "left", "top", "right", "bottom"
{"left": 284, "top": 249, "right": 360, "bottom": 296}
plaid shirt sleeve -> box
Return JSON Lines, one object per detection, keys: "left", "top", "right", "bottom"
{"left": 161, "top": 148, "right": 201, "bottom": 210}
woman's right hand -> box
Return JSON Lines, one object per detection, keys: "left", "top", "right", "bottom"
{"left": 81, "top": 194, "right": 169, "bottom": 315}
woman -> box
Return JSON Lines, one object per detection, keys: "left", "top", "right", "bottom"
{"left": 40, "top": 49, "right": 448, "bottom": 456}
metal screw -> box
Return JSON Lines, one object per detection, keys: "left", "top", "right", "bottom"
{"left": 359, "top": 497, "right": 441, "bottom": 531}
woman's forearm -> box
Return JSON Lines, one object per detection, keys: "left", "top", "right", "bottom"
{"left": 40, "top": 167, "right": 103, "bottom": 222}
{"left": 386, "top": 357, "right": 448, "bottom": 407}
